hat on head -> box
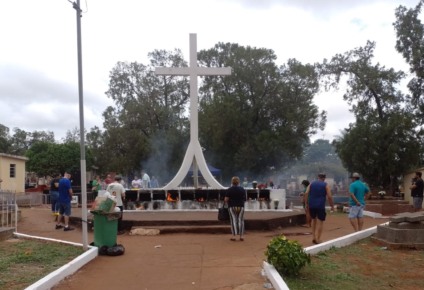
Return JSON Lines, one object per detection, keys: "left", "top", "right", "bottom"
{"left": 114, "top": 175, "right": 122, "bottom": 181}
{"left": 351, "top": 172, "right": 360, "bottom": 178}
{"left": 301, "top": 180, "right": 310, "bottom": 186}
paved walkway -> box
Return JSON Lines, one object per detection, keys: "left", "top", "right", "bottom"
{"left": 15, "top": 206, "right": 388, "bottom": 290}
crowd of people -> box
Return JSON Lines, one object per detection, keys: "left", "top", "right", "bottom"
{"left": 299, "top": 170, "right": 423, "bottom": 245}
{"left": 130, "top": 172, "right": 159, "bottom": 189}
{"left": 45, "top": 169, "right": 423, "bottom": 243}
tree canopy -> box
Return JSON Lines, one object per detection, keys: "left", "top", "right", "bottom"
{"left": 320, "top": 41, "right": 423, "bottom": 190}
{"left": 197, "top": 43, "right": 326, "bottom": 177}
{"left": 394, "top": 0, "right": 424, "bottom": 119}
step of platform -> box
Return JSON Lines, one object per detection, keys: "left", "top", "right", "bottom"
{"left": 130, "top": 224, "right": 231, "bottom": 235}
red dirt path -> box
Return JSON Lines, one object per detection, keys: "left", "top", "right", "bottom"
{"left": 16, "top": 207, "right": 388, "bottom": 290}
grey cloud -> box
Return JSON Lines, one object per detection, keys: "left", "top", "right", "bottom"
{"left": 0, "top": 64, "right": 107, "bottom": 140}
{"left": 227, "top": 0, "right": 419, "bottom": 13}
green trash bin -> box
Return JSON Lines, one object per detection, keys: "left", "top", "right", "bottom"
{"left": 93, "top": 212, "right": 119, "bottom": 247}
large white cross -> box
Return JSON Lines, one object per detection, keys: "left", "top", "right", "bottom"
{"left": 155, "top": 33, "right": 231, "bottom": 189}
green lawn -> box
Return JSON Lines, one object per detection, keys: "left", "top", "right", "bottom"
{"left": 0, "top": 238, "right": 84, "bottom": 290}
{"left": 284, "top": 237, "right": 424, "bottom": 290}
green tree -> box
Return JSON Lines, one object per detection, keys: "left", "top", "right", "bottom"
{"left": 197, "top": 43, "right": 326, "bottom": 177}
{"left": 103, "top": 50, "right": 190, "bottom": 179}
{"left": 321, "top": 41, "right": 422, "bottom": 190}
{"left": 394, "top": 0, "right": 424, "bottom": 119}
{"left": 26, "top": 141, "right": 92, "bottom": 178}
{"left": 0, "top": 124, "right": 11, "bottom": 153}
{"left": 9, "top": 128, "right": 30, "bottom": 155}
{"left": 30, "top": 130, "right": 55, "bottom": 143}
{"left": 63, "top": 127, "right": 82, "bottom": 143}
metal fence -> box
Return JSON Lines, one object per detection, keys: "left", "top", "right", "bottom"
{"left": 0, "top": 191, "right": 18, "bottom": 229}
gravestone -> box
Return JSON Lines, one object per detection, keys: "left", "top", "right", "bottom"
{"left": 372, "top": 211, "right": 424, "bottom": 249}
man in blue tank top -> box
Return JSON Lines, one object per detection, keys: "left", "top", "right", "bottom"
{"left": 304, "top": 173, "right": 334, "bottom": 244}
{"left": 349, "top": 172, "right": 370, "bottom": 231}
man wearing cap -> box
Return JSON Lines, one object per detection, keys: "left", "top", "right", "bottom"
{"left": 348, "top": 172, "right": 370, "bottom": 231}
{"left": 106, "top": 175, "right": 126, "bottom": 234}
{"left": 304, "top": 173, "right": 334, "bottom": 244}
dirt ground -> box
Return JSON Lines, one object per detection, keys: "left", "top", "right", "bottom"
{"left": 15, "top": 207, "right": 391, "bottom": 290}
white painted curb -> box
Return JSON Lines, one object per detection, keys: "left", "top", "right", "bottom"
{"left": 263, "top": 261, "right": 290, "bottom": 290}
{"left": 13, "top": 233, "right": 98, "bottom": 290}
{"left": 263, "top": 221, "right": 389, "bottom": 289}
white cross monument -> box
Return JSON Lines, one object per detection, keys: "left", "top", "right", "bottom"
{"left": 155, "top": 33, "right": 232, "bottom": 190}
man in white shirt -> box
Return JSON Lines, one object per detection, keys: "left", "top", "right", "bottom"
{"left": 142, "top": 171, "right": 150, "bottom": 189}
{"left": 106, "top": 175, "right": 126, "bottom": 234}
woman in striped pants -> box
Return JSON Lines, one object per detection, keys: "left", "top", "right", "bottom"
{"left": 224, "top": 176, "right": 246, "bottom": 241}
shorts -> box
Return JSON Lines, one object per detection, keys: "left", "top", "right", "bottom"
{"left": 348, "top": 205, "right": 364, "bottom": 219}
{"left": 309, "top": 208, "right": 326, "bottom": 221}
{"left": 413, "top": 197, "right": 423, "bottom": 209}
{"left": 58, "top": 202, "right": 71, "bottom": 216}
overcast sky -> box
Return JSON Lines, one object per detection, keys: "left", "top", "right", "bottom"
{"left": 0, "top": 0, "right": 418, "bottom": 142}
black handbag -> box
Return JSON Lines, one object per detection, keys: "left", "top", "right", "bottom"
{"left": 218, "top": 205, "right": 230, "bottom": 221}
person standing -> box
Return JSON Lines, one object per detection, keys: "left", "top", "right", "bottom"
{"left": 348, "top": 172, "right": 370, "bottom": 231}
{"left": 300, "top": 180, "right": 311, "bottom": 227}
{"left": 142, "top": 171, "right": 150, "bottom": 189}
{"left": 242, "top": 177, "right": 249, "bottom": 188}
{"left": 106, "top": 175, "right": 126, "bottom": 234}
{"left": 49, "top": 174, "right": 61, "bottom": 220}
{"left": 410, "top": 171, "right": 424, "bottom": 212}
{"left": 224, "top": 176, "right": 246, "bottom": 241}
{"left": 104, "top": 174, "right": 113, "bottom": 186}
{"left": 55, "top": 172, "right": 74, "bottom": 231}
{"left": 150, "top": 176, "right": 159, "bottom": 188}
{"left": 91, "top": 175, "right": 102, "bottom": 200}
{"left": 304, "top": 173, "right": 334, "bottom": 244}
{"left": 131, "top": 176, "right": 142, "bottom": 189}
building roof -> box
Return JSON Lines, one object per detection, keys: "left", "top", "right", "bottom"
{"left": 0, "top": 153, "right": 29, "bottom": 161}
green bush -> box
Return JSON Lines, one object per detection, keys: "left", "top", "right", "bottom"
{"left": 265, "top": 235, "right": 311, "bottom": 277}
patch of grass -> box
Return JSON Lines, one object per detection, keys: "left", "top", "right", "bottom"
{"left": 284, "top": 237, "right": 424, "bottom": 290}
{"left": 0, "top": 239, "right": 84, "bottom": 290}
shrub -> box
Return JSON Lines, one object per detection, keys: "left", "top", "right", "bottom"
{"left": 265, "top": 235, "right": 311, "bottom": 277}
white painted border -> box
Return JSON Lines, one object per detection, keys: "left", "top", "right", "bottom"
{"left": 263, "top": 261, "right": 290, "bottom": 290}
{"left": 13, "top": 233, "right": 98, "bottom": 290}
{"left": 262, "top": 221, "right": 389, "bottom": 290}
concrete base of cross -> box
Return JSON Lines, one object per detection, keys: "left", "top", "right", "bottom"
{"left": 162, "top": 140, "right": 225, "bottom": 190}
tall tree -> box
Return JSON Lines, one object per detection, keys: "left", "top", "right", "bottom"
{"left": 394, "top": 0, "right": 424, "bottom": 119}
{"left": 197, "top": 43, "right": 326, "bottom": 177}
{"left": 0, "top": 124, "right": 11, "bottom": 153}
{"left": 9, "top": 128, "right": 30, "bottom": 155}
{"left": 103, "top": 50, "right": 190, "bottom": 179}
{"left": 321, "top": 41, "right": 422, "bottom": 190}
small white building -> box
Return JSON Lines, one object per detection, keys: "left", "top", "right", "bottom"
{"left": 0, "top": 153, "right": 28, "bottom": 193}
